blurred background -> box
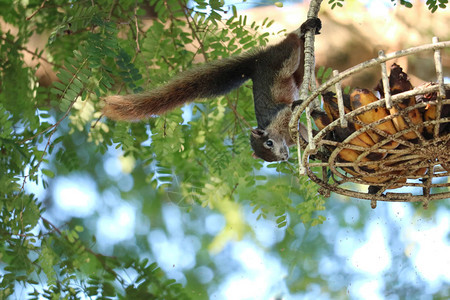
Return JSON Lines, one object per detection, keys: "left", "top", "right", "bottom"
{"left": 2, "top": 0, "right": 449, "bottom": 299}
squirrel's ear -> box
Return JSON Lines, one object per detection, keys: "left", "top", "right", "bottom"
{"left": 251, "top": 128, "right": 266, "bottom": 138}
{"left": 251, "top": 152, "right": 260, "bottom": 159}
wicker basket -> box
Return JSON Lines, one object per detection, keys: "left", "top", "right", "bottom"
{"left": 290, "top": 38, "right": 450, "bottom": 208}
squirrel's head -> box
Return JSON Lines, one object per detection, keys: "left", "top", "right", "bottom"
{"left": 250, "top": 128, "right": 289, "bottom": 162}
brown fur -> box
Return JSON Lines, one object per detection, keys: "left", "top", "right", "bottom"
{"left": 103, "top": 54, "right": 255, "bottom": 121}
{"left": 103, "top": 18, "right": 321, "bottom": 162}
{"left": 266, "top": 107, "right": 295, "bottom": 146}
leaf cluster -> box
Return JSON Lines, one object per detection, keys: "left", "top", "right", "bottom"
{"left": 4, "top": 0, "right": 446, "bottom": 299}
{"left": 0, "top": 0, "right": 323, "bottom": 298}
{"left": 326, "top": 0, "right": 448, "bottom": 11}
{"left": 1, "top": 1, "right": 211, "bottom": 298}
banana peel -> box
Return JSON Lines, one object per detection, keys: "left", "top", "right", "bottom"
{"left": 350, "top": 88, "right": 399, "bottom": 149}
{"left": 322, "top": 92, "right": 377, "bottom": 147}
{"left": 375, "top": 63, "right": 423, "bottom": 140}
{"left": 416, "top": 86, "right": 450, "bottom": 138}
{"left": 312, "top": 109, "right": 383, "bottom": 177}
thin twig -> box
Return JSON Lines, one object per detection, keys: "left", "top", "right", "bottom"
{"left": 13, "top": 98, "right": 78, "bottom": 200}
{"left": 178, "top": 0, "right": 209, "bottom": 61}
{"left": 230, "top": 183, "right": 239, "bottom": 197}
{"left": 0, "top": 35, "right": 60, "bottom": 68}
{"left": 134, "top": 1, "right": 141, "bottom": 53}
{"left": 16, "top": 55, "right": 89, "bottom": 199}
{"left": 26, "top": 0, "right": 48, "bottom": 21}
{"left": 41, "top": 217, "right": 120, "bottom": 277}
{"left": 41, "top": 217, "right": 62, "bottom": 235}
{"left": 226, "top": 97, "right": 252, "bottom": 129}
{"left": 108, "top": 0, "right": 119, "bottom": 20}
{"left": 19, "top": 97, "right": 77, "bottom": 144}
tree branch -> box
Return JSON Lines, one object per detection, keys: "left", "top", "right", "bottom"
{"left": 289, "top": 0, "right": 323, "bottom": 173}
{"left": 26, "top": 0, "right": 48, "bottom": 21}
{"left": 0, "top": 35, "right": 60, "bottom": 68}
{"left": 41, "top": 217, "right": 120, "bottom": 278}
{"left": 299, "top": 0, "right": 323, "bottom": 104}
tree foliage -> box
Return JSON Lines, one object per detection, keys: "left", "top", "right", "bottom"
{"left": 0, "top": 0, "right": 325, "bottom": 298}
{"left": 1, "top": 0, "right": 449, "bottom": 299}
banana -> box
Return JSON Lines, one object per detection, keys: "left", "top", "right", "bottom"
{"left": 365, "top": 160, "right": 407, "bottom": 186}
{"left": 310, "top": 109, "right": 337, "bottom": 158}
{"left": 322, "top": 92, "right": 376, "bottom": 147}
{"left": 350, "top": 88, "right": 399, "bottom": 149}
{"left": 312, "top": 105, "right": 407, "bottom": 186}
{"left": 311, "top": 109, "right": 381, "bottom": 173}
{"left": 311, "top": 109, "right": 368, "bottom": 154}
{"left": 389, "top": 100, "right": 418, "bottom": 140}
{"left": 375, "top": 157, "right": 424, "bottom": 187}
{"left": 315, "top": 91, "right": 417, "bottom": 187}
{"left": 367, "top": 176, "right": 407, "bottom": 194}
{"left": 322, "top": 91, "right": 351, "bottom": 120}
{"left": 333, "top": 126, "right": 386, "bottom": 161}
{"left": 377, "top": 64, "right": 423, "bottom": 140}
{"left": 424, "top": 103, "right": 437, "bottom": 136}
{"left": 375, "top": 63, "right": 412, "bottom": 98}
{"left": 347, "top": 155, "right": 408, "bottom": 186}
{"left": 352, "top": 123, "right": 377, "bottom": 147}
{"left": 416, "top": 87, "right": 450, "bottom": 138}
{"left": 311, "top": 109, "right": 333, "bottom": 131}
{"left": 423, "top": 104, "right": 449, "bottom": 137}
{"left": 415, "top": 167, "right": 428, "bottom": 176}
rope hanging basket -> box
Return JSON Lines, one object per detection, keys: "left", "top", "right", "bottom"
{"left": 290, "top": 37, "right": 450, "bottom": 209}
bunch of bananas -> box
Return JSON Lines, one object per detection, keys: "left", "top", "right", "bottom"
{"left": 311, "top": 63, "right": 450, "bottom": 194}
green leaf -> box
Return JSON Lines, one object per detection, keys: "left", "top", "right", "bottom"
{"left": 53, "top": 81, "right": 67, "bottom": 91}
{"left": 317, "top": 66, "right": 325, "bottom": 78}
{"left": 57, "top": 68, "right": 74, "bottom": 83}
{"left": 42, "top": 169, "right": 55, "bottom": 178}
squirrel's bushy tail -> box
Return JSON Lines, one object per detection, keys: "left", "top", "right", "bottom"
{"left": 102, "top": 54, "right": 255, "bottom": 121}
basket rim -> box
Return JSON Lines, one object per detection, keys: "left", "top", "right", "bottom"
{"left": 290, "top": 38, "right": 450, "bottom": 206}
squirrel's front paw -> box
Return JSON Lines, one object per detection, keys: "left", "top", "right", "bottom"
{"left": 300, "top": 17, "right": 322, "bottom": 35}
{"left": 291, "top": 100, "right": 303, "bottom": 110}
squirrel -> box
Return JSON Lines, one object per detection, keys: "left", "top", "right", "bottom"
{"left": 102, "top": 18, "right": 321, "bottom": 162}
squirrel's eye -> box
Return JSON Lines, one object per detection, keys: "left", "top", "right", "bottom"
{"left": 266, "top": 140, "right": 273, "bottom": 147}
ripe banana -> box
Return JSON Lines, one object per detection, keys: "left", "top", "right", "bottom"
{"left": 322, "top": 92, "right": 377, "bottom": 147}
{"left": 376, "top": 64, "right": 423, "bottom": 140}
{"left": 424, "top": 103, "right": 437, "bottom": 136}
{"left": 311, "top": 109, "right": 381, "bottom": 175}
{"left": 311, "top": 109, "right": 332, "bottom": 132}
{"left": 322, "top": 91, "right": 351, "bottom": 120}
{"left": 416, "top": 87, "right": 450, "bottom": 138}
{"left": 350, "top": 88, "right": 399, "bottom": 149}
